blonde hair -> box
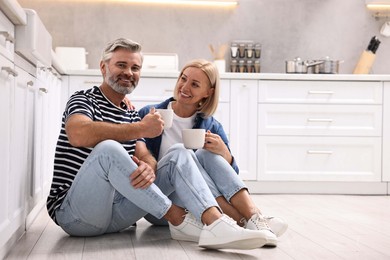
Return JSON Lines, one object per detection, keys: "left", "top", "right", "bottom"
{"left": 173, "top": 59, "right": 220, "bottom": 117}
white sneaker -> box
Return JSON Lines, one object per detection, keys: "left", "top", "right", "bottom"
{"left": 246, "top": 213, "right": 278, "bottom": 247}
{"left": 264, "top": 216, "right": 288, "bottom": 237}
{"left": 168, "top": 211, "right": 203, "bottom": 242}
{"left": 198, "top": 214, "right": 268, "bottom": 250}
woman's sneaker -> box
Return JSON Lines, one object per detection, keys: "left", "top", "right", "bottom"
{"left": 198, "top": 214, "right": 268, "bottom": 250}
{"left": 168, "top": 211, "right": 203, "bottom": 242}
{"left": 264, "top": 216, "right": 288, "bottom": 237}
{"left": 246, "top": 213, "right": 278, "bottom": 247}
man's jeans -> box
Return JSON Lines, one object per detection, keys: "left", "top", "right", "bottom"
{"left": 55, "top": 141, "right": 218, "bottom": 236}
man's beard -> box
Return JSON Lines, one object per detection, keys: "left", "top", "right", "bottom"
{"left": 105, "top": 67, "right": 136, "bottom": 95}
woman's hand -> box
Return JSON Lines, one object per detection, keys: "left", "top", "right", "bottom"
{"left": 130, "top": 156, "right": 156, "bottom": 189}
{"left": 123, "top": 96, "right": 135, "bottom": 110}
{"left": 203, "top": 130, "right": 232, "bottom": 164}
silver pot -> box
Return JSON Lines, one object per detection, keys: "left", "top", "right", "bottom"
{"left": 313, "top": 57, "right": 344, "bottom": 74}
{"left": 286, "top": 58, "right": 323, "bottom": 74}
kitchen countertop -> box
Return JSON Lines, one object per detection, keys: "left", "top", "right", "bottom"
{"left": 65, "top": 69, "right": 390, "bottom": 81}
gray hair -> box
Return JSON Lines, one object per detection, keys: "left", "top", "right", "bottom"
{"left": 101, "top": 38, "right": 143, "bottom": 62}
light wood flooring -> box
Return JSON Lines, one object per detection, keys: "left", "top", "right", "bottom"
{"left": 4, "top": 194, "right": 390, "bottom": 260}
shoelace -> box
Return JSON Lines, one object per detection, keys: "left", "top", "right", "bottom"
{"left": 250, "top": 214, "right": 271, "bottom": 230}
{"left": 184, "top": 210, "right": 203, "bottom": 227}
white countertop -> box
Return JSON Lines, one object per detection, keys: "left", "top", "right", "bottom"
{"left": 65, "top": 69, "right": 390, "bottom": 81}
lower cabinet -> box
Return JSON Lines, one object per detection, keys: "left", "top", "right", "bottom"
{"left": 257, "top": 136, "right": 382, "bottom": 182}
{"left": 0, "top": 61, "right": 62, "bottom": 257}
{"left": 229, "top": 80, "right": 258, "bottom": 180}
{"left": 383, "top": 82, "right": 390, "bottom": 182}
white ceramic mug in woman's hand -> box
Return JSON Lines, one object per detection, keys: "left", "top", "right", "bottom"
{"left": 182, "top": 129, "right": 205, "bottom": 149}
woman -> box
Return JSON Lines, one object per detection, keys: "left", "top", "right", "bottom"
{"left": 138, "top": 59, "right": 287, "bottom": 246}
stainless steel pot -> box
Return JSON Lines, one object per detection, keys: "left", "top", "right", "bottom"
{"left": 313, "top": 57, "right": 344, "bottom": 74}
{"left": 286, "top": 58, "right": 323, "bottom": 74}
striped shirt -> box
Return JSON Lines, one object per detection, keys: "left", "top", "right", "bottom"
{"left": 46, "top": 86, "right": 141, "bottom": 223}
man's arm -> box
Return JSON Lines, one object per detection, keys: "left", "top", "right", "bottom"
{"left": 65, "top": 111, "right": 163, "bottom": 148}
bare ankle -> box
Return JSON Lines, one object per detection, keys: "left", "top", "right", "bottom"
{"left": 164, "top": 205, "right": 186, "bottom": 226}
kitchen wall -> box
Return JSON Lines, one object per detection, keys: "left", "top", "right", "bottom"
{"left": 18, "top": 0, "right": 389, "bottom": 74}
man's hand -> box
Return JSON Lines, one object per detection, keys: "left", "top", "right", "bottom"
{"left": 139, "top": 107, "right": 164, "bottom": 138}
{"left": 130, "top": 156, "right": 156, "bottom": 189}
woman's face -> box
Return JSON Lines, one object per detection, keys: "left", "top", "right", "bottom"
{"left": 175, "top": 67, "right": 213, "bottom": 107}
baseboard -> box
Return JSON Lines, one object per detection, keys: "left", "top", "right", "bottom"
{"left": 244, "top": 181, "right": 389, "bottom": 195}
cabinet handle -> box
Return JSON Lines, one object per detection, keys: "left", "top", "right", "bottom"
{"left": 308, "top": 90, "right": 334, "bottom": 95}
{"left": 164, "top": 89, "right": 174, "bottom": 93}
{"left": 307, "top": 118, "right": 334, "bottom": 122}
{"left": 307, "top": 150, "right": 333, "bottom": 154}
{"left": 0, "top": 31, "right": 15, "bottom": 43}
{"left": 27, "top": 80, "right": 34, "bottom": 87}
{"left": 39, "top": 87, "right": 48, "bottom": 93}
{"left": 1, "top": 66, "right": 18, "bottom": 77}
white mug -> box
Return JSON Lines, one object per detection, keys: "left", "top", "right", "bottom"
{"left": 182, "top": 129, "right": 205, "bottom": 149}
{"left": 156, "top": 109, "right": 173, "bottom": 129}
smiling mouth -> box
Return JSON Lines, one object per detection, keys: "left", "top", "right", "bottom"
{"left": 180, "top": 91, "right": 192, "bottom": 98}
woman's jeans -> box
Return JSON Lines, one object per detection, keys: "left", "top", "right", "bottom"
{"left": 145, "top": 145, "right": 247, "bottom": 226}
{"left": 55, "top": 141, "right": 218, "bottom": 236}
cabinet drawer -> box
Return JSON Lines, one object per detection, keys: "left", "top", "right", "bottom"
{"left": 258, "top": 80, "right": 382, "bottom": 104}
{"left": 0, "top": 11, "right": 15, "bottom": 61}
{"left": 257, "top": 136, "right": 381, "bottom": 182}
{"left": 258, "top": 104, "right": 382, "bottom": 136}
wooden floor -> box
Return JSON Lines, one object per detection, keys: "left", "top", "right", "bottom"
{"left": 4, "top": 194, "right": 390, "bottom": 260}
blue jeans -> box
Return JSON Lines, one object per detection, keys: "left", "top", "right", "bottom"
{"left": 55, "top": 140, "right": 218, "bottom": 236}
{"left": 145, "top": 145, "right": 247, "bottom": 225}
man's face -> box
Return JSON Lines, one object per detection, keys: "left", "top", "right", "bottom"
{"left": 101, "top": 48, "right": 142, "bottom": 95}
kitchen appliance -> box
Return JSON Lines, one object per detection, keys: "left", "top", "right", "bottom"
{"left": 55, "top": 46, "right": 88, "bottom": 70}
{"left": 15, "top": 9, "right": 52, "bottom": 68}
{"left": 142, "top": 53, "right": 178, "bottom": 72}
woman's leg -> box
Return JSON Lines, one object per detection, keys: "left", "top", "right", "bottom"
{"left": 153, "top": 144, "right": 220, "bottom": 223}
{"left": 55, "top": 140, "right": 172, "bottom": 236}
{"left": 195, "top": 149, "right": 260, "bottom": 220}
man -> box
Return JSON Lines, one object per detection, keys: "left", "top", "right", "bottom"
{"left": 46, "top": 38, "right": 273, "bottom": 249}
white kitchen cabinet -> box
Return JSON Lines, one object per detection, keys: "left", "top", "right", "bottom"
{"left": 383, "top": 82, "right": 390, "bottom": 182}
{"left": 0, "top": 54, "right": 16, "bottom": 249}
{"left": 257, "top": 80, "right": 383, "bottom": 184}
{"left": 258, "top": 136, "right": 381, "bottom": 182}
{"left": 0, "top": 10, "right": 15, "bottom": 62}
{"left": 229, "top": 80, "right": 258, "bottom": 180}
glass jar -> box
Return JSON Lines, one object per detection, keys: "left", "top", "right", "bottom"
{"left": 254, "top": 43, "right": 261, "bottom": 59}
{"left": 238, "top": 60, "right": 246, "bottom": 73}
{"left": 230, "top": 59, "right": 238, "bottom": 73}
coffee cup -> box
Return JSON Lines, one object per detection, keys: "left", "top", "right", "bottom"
{"left": 156, "top": 109, "right": 173, "bottom": 129}
{"left": 182, "top": 129, "right": 205, "bottom": 149}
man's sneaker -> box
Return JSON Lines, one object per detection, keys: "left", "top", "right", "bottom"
{"left": 168, "top": 211, "right": 203, "bottom": 242}
{"left": 246, "top": 213, "right": 278, "bottom": 247}
{"left": 264, "top": 216, "right": 288, "bottom": 237}
{"left": 198, "top": 214, "right": 268, "bottom": 250}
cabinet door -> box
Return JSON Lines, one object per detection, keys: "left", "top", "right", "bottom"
{"left": 383, "top": 82, "right": 390, "bottom": 182}
{"left": 0, "top": 56, "right": 14, "bottom": 247}
{"left": 0, "top": 11, "right": 15, "bottom": 62}
{"left": 8, "top": 67, "right": 33, "bottom": 235}
{"left": 230, "top": 80, "right": 258, "bottom": 180}
{"left": 258, "top": 136, "right": 381, "bottom": 182}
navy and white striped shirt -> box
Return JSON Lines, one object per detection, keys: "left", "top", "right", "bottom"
{"left": 46, "top": 86, "right": 141, "bottom": 223}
